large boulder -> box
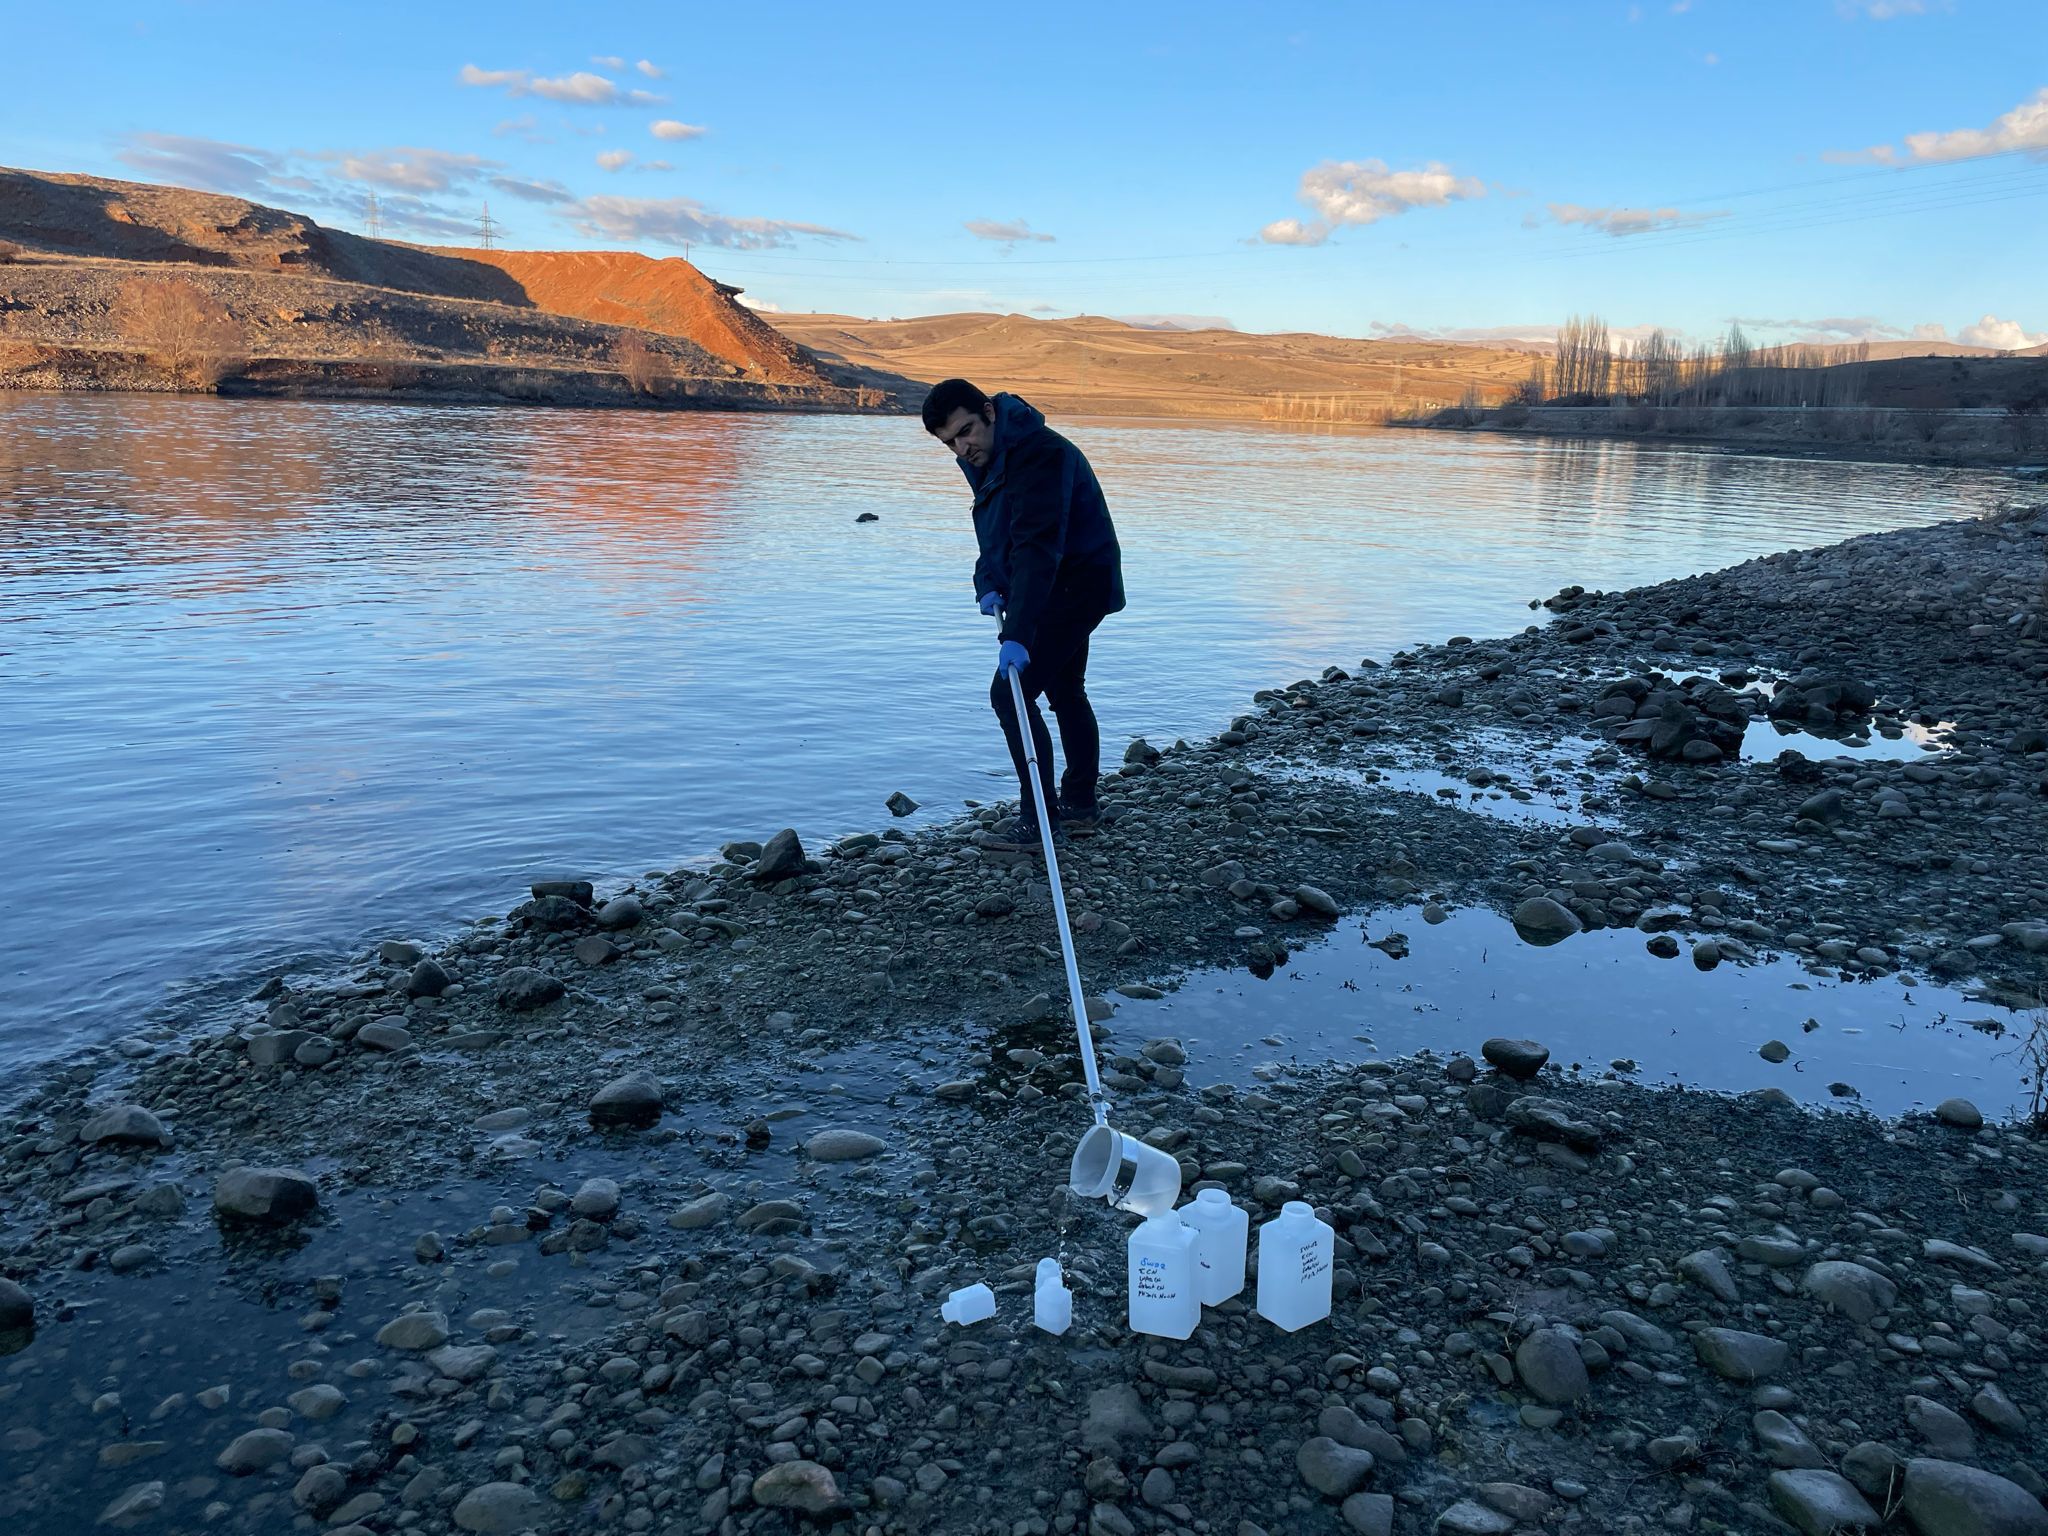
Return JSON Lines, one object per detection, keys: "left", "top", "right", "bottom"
{"left": 1513, "top": 1327, "right": 1590, "bottom": 1405}
{"left": 1803, "top": 1261, "right": 1896, "bottom": 1325}
{"left": 213, "top": 1166, "right": 319, "bottom": 1224}
{"left": 589, "top": 1070, "right": 663, "bottom": 1129}
{"left": 753, "top": 828, "right": 807, "bottom": 881}
{"left": 1511, "top": 898, "right": 1581, "bottom": 945}
{"left": 494, "top": 967, "right": 565, "bottom": 1011}
{"left": 1900, "top": 1458, "right": 2048, "bottom": 1536}
{"left": 81, "top": 1105, "right": 170, "bottom": 1148}
{"left": 1481, "top": 1037, "right": 1549, "bottom": 1080}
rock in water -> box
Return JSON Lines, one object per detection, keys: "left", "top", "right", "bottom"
{"left": 1900, "top": 1459, "right": 2048, "bottom": 1536}
{"left": 754, "top": 828, "right": 807, "bottom": 880}
{"left": 97, "top": 1480, "right": 165, "bottom": 1526}
{"left": 806, "top": 1128, "right": 888, "bottom": 1162}
{"left": 596, "top": 894, "right": 643, "bottom": 930}
{"left": 1511, "top": 897, "right": 1581, "bottom": 945}
{"left": 216, "top": 1427, "right": 294, "bottom": 1474}
{"left": 1481, "top": 1037, "right": 1550, "bottom": 1079}
{"left": 529, "top": 878, "right": 593, "bottom": 906}
{"left": 1293, "top": 884, "right": 1340, "bottom": 919}
{"left": 0, "top": 1277, "right": 32, "bottom": 1354}
{"left": 81, "top": 1105, "right": 170, "bottom": 1147}
{"left": 213, "top": 1167, "right": 319, "bottom": 1224}
{"left": 494, "top": 967, "right": 564, "bottom": 1011}
{"left": 375, "top": 1310, "right": 450, "bottom": 1351}
{"left": 589, "top": 1070, "right": 663, "bottom": 1129}
{"left": 751, "top": 1460, "right": 843, "bottom": 1514}
{"left": 886, "top": 791, "right": 918, "bottom": 817}
{"left": 453, "top": 1480, "right": 543, "bottom": 1534}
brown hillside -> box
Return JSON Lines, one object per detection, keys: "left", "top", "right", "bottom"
{"left": 0, "top": 164, "right": 917, "bottom": 408}
{"left": 771, "top": 311, "right": 1542, "bottom": 422}
{"left": 430, "top": 248, "right": 816, "bottom": 384}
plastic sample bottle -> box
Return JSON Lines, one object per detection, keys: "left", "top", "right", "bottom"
{"left": 940, "top": 1283, "right": 995, "bottom": 1326}
{"left": 1127, "top": 1211, "right": 1199, "bottom": 1340}
{"left": 1178, "top": 1189, "right": 1249, "bottom": 1306}
{"left": 1255, "top": 1201, "right": 1334, "bottom": 1332}
{"left": 1033, "top": 1258, "right": 1072, "bottom": 1336}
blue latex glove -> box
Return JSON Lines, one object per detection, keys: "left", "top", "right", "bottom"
{"left": 997, "top": 640, "right": 1029, "bottom": 677}
{"left": 978, "top": 590, "right": 1004, "bottom": 617}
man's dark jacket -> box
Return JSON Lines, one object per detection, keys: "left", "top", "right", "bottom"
{"left": 961, "top": 392, "right": 1125, "bottom": 651}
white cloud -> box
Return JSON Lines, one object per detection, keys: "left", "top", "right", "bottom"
{"left": 1369, "top": 321, "right": 1559, "bottom": 344}
{"left": 1258, "top": 217, "right": 1328, "bottom": 246}
{"left": 1958, "top": 314, "right": 2048, "bottom": 350}
{"left": 642, "top": 159, "right": 673, "bottom": 172}
{"left": 650, "top": 120, "right": 706, "bottom": 141}
{"left": 636, "top": 59, "right": 664, "bottom": 78}
{"left": 458, "top": 64, "right": 664, "bottom": 107}
{"left": 597, "top": 149, "right": 634, "bottom": 171}
{"left": 565, "top": 194, "right": 860, "bottom": 250}
{"left": 114, "top": 132, "right": 290, "bottom": 195}
{"left": 1837, "top": 0, "right": 1940, "bottom": 17}
{"left": 1260, "top": 158, "right": 1483, "bottom": 245}
{"left": 493, "top": 114, "right": 547, "bottom": 144}
{"left": 592, "top": 55, "right": 626, "bottom": 68}
{"left": 1911, "top": 322, "right": 1949, "bottom": 341}
{"left": 1838, "top": 86, "right": 2048, "bottom": 164}
{"left": 490, "top": 174, "right": 572, "bottom": 205}
{"left": 1548, "top": 201, "right": 1726, "bottom": 236}
{"left": 964, "top": 218, "right": 1055, "bottom": 247}
{"left": 328, "top": 147, "right": 492, "bottom": 193}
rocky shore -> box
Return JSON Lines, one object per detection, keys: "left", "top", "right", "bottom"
{"left": 3, "top": 502, "right": 2046, "bottom": 1536}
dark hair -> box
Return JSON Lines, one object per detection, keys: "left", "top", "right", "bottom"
{"left": 921, "top": 378, "right": 989, "bottom": 433}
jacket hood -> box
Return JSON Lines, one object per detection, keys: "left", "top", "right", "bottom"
{"left": 958, "top": 391, "right": 1044, "bottom": 491}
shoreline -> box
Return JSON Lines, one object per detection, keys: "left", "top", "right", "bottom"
{"left": 3, "top": 503, "right": 2046, "bottom": 1534}
{"left": 1394, "top": 405, "right": 2048, "bottom": 473}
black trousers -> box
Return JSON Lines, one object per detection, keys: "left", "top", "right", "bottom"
{"left": 990, "top": 601, "right": 1106, "bottom": 820}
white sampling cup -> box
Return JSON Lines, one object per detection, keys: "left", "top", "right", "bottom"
{"left": 1127, "top": 1211, "right": 1199, "bottom": 1340}
{"left": 1070, "top": 1125, "right": 1182, "bottom": 1218}
{"left": 1034, "top": 1258, "right": 1072, "bottom": 1336}
{"left": 1178, "top": 1188, "right": 1249, "bottom": 1305}
{"left": 940, "top": 1283, "right": 995, "bottom": 1327}
{"left": 1255, "top": 1201, "right": 1334, "bottom": 1332}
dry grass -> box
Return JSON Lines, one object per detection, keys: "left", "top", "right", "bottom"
{"left": 113, "top": 276, "right": 244, "bottom": 389}
{"left": 612, "top": 333, "right": 664, "bottom": 396}
{"left": 0, "top": 240, "right": 23, "bottom": 264}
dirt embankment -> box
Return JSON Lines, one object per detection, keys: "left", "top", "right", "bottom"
{"left": 0, "top": 166, "right": 917, "bottom": 410}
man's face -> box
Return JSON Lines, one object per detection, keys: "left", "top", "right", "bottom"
{"left": 931, "top": 404, "right": 996, "bottom": 469}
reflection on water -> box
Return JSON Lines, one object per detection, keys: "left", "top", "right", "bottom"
{"left": 1115, "top": 906, "right": 2028, "bottom": 1120}
{"left": 0, "top": 393, "right": 2016, "bottom": 1069}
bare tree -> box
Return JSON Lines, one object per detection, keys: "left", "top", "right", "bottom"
{"left": 114, "top": 278, "right": 244, "bottom": 389}
{"left": 612, "top": 334, "right": 663, "bottom": 396}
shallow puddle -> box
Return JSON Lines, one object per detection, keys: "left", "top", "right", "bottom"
{"left": 1744, "top": 718, "right": 1951, "bottom": 763}
{"left": 1102, "top": 905, "right": 2033, "bottom": 1120}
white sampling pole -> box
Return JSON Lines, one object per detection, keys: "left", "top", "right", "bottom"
{"left": 996, "top": 612, "right": 1109, "bottom": 1127}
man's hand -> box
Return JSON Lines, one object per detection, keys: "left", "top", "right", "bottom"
{"left": 978, "top": 590, "right": 1004, "bottom": 617}
{"left": 997, "top": 640, "right": 1029, "bottom": 677}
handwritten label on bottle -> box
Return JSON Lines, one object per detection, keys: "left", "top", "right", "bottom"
{"left": 1298, "top": 1243, "right": 1330, "bottom": 1283}
{"left": 1135, "top": 1256, "right": 1175, "bottom": 1300}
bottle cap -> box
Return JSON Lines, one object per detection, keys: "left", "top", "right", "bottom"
{"left": 1282, "top": 1200, "right": 1314, "bottom": 1218}
{"left": 1197, "top": 1188, "right": 1228, "bottom": 1206}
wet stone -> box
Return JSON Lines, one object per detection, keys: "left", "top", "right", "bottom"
{"left": 453, "top": 1480, "right": 543, "bottom": 1534}
{"left": 1694, "top": 1327, "right": 1789, "bottom": 1382}
{"left": 216, "top": 1427, "right": 294, "bottom": 1475}
{"left": 375, "top": 1310, "right": 450, "bottom": 1351}
{"left": 806, "top": 1128, "right": 888, "bottom": 1162}
{"left": 81, "top": 1105, "right": 169, "bottom": 1148}
{"left": 1295, "top": 1436, "right": 1375, "bottom": 1498}
{"left": 1481, "top": 1037, "right": 1549, "bottom": 1080}
{"left": 1513, "top": 1327, "right": 1590, "bottom": 1405}
{"left": 213, "top": 1166, "right": 319, "bottom": 1224}
{"left": 751, "top": 1459, "right": 843, "bottom": 1514}
{"left": 1767, "top": 1470, "right": 1881, "bottom": 1535}
{"left": 589, "top": 1070, "right": 663, "bottom": 1129}
{"left": 1900, "top": 1458, "right": 2048, "bottom": 1536}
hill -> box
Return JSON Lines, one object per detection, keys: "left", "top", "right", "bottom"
{"left": 770, "top": 311, "right": 1544, "bottom": 422}
{"left": 0, "top": 166, "right": 911, "bottom": 409}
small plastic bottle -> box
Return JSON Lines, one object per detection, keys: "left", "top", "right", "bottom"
{"left": 1178, "top": 1189, "right": 1249, "bottom": 1306}
{"left": 940, "top": 1283, "right": 995, "bottom": 1326}
{"left": 1034, "top": 1258, "right": 1072, "bottom": 1336}
{"left": 1127, "top": 1210, "right": 1200, "bottom": 1340}
{"left": 1255, "top": 1201, "right": 1334, "bottom": 1332}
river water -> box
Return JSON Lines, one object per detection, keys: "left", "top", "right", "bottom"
{"left": 0, "top": 394, "right": 2018, "bottom": 1072}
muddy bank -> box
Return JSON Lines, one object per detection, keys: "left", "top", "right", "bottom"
{"left": 3, "top": 503, "right": 2046, "bottom": 1535}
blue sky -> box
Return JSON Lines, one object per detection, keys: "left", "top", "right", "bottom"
{"left": 5, "top": 1, "right": 2044, "bottom": 347}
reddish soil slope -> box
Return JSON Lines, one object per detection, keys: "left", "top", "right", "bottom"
{"left": 429, "top": 248, "right": 815, "bottom": 383}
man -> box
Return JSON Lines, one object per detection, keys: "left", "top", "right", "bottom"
{"left": 922, "top": 377, "right": 1125, "bottom": 841}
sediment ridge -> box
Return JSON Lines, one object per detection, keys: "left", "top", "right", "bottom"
{"left": 3, "top": 504, "right": 2046, "bottom": 1536}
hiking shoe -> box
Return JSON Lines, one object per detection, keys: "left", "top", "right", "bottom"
{"left": 1056, "top": 798, "right": 1107, "bottom": 830}
{"left": 996, "top": 813, "right": 1061, "bottom": 847}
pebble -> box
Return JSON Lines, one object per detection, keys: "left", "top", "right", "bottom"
{"left": 805, "top": 1128, "right": 889, "bottom": 1161}
{"left": 1767, "top": 1470, "right": 1881, "bottom": 1534}
{"left": 751, "top": 1459, "right": 843, "bottom": 1514}
{"left": 375, "top": 1310, "right": 450, "bottom": 1351}
{"left": 1693, "top": 1327, "right": 1789, "bottom": 1381}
